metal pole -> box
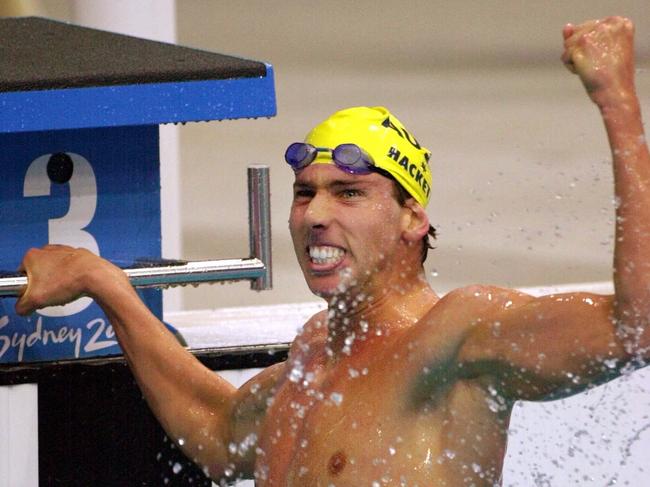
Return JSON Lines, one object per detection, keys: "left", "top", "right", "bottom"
{"left": 248, "top": 165, "right": 272, "bottom": 291}
{"left": 0, "top": 258, "right": 267, "bottom": 297}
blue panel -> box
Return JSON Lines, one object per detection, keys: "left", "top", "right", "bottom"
{"left": 0, "top": 126, "right": 161, "bottom": 362}
{"left": 0, "top": 64, "right": 276, "bottom": 134}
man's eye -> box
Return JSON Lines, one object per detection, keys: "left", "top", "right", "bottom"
{"left": 294, "top": 189, "right": 314, "bottom": 199}
{"left": 341, "top": 189, "right": 363, "bottom": 198}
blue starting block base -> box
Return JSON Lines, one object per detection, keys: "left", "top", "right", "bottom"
{"left": 0, "top": 125, "right": 161, "bottom": 362}
{"left": 0, "top": 17, "right": 276, "bottom": 364}
{"left": 0, "top": 16, "right": 277, "bottom": 486}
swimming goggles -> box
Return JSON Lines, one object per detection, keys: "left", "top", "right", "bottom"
{"left": 284, "top": 143, "right": 375, "bottom": 174}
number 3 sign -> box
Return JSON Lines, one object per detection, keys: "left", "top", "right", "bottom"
{"left": 24, "top": 151, "right": 98, "bottom": 316}
{"left": 0, "top": 125, "right": 162, "bottom": 363}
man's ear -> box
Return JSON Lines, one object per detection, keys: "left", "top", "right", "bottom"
{"left": 401, "top": 199, "right": 430, "bottom": 243}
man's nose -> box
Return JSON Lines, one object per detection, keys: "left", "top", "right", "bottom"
{"left": 304, "top": 192, "right": 333, "bottom": 228}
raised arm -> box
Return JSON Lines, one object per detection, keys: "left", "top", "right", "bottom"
{"left": 15, "top": 245, "right": 281, "bottom": 481}
{"left": 564, "top": 17, "right": 650, "bottom": 351}
{"left": 459, "top": 17, "right": 650, "bottom": 400}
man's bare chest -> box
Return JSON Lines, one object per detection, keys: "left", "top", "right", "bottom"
{"left": 254, "top": 326, "right": 506, "bottom": 486}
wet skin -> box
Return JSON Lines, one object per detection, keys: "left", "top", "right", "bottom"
{"left": 237, "top": 268, "right": 624, "bottom": 486}
{"left": 254, "top": 299, "right": 512, "bottom": 486}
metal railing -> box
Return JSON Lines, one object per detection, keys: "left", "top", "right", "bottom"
{"left": 0, "top": 165, "right": 272, "bottom": 296}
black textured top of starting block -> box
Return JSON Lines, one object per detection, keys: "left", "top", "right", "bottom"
{"left": 0, "top": 16, "right": 268, "bottom": 92}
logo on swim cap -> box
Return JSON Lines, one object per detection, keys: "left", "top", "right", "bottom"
{"left": 304, "top": 106, "right": 432, "bottom": 206}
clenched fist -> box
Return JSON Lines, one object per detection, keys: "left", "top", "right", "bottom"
{"left": 562, "top": 16, "right": 636, "bottom": 107}
{"left": 15, "top": 245, "right": 128, "bottom": 316}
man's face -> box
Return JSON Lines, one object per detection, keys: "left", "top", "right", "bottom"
{"left": 289, "top": 163, "right": 405, "bottom": 299}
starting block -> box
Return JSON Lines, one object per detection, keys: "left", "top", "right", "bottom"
{"left": 0, "top": 17, "right": 278, "bottom": 485}
{"left": 0, "top": 17, "right": 275, "bottom": 363}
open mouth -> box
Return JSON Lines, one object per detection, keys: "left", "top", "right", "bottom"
{"left": 308, "top": 245, "right": 345, "bottom": 266}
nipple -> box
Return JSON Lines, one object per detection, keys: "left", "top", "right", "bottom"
{"left": 328, "top": 450, "right": 347, "bottom": 476}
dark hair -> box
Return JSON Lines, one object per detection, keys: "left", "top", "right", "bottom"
{"left": 391, "top": 181, "right": 437, "bottom": 263}
{"left": 362, "top": 166, "right": 437, "bottom": 264}
{"left": 368, "top": 166, "right": 437, "bottom": 263}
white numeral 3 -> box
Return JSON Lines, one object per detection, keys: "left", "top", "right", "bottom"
{"left": 23, "top": 153, "right": 99, "bottom": 316}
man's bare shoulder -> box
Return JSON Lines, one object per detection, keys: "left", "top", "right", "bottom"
{"left": 443, "top": 285, "right": 614, "bottom": 373}
{"left": 404, "top": 284, "right": 535, "bottom": 359}
{"left": 234, "top": 309, "right": 330, "bottom": 398}
{"left": 284, "top": 309, "right": 329, "bottom": 359}
{"left": 423, "top": 284, "right": 533, "bottom": 322}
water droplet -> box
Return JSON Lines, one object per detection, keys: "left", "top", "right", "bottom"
{"left": 443, "top": 449, "right": 456, "bottom": 459}
{"left": 492, "top": 321, "right": 501, "bottom": 337}
{"left": 604, "top": 358, "right": 618, "bottom": 369}
{"left": 177, "top": 438, "right": 185, "bottom": 446}
{"left": 330, "top": 392, "right": 343, "bottom": 406}
{"left": 172, "top": 462, "right": 183, "bottom": 474}
{"left": 360, "top": 320, "right": 369, "bottom": 333}
{"left": 289, "top": 361, "right": 304, "bottom": 383}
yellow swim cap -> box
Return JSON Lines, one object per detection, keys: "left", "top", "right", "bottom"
{"left": 304, "top": 106, "right": 432, "bottom": 206}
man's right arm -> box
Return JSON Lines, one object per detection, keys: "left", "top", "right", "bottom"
{"left": 15, "top": 245, "right": 279, "bottom": 481}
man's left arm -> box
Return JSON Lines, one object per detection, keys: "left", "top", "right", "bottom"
{"left": 565, "top": 17, "right": 650, "bottom": 354}
{"left": 460, "top": 17, "right": 650, "bottom": 400}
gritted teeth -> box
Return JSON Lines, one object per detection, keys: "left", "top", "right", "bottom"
{"left": 308, "top": 245, "right": 345, "bottom": 265}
